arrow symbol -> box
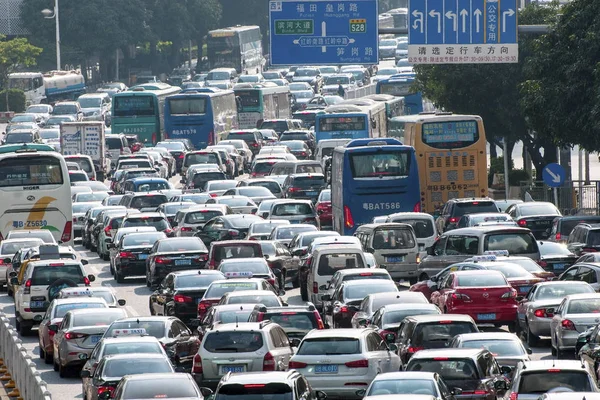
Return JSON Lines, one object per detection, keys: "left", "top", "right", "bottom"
{"left": 445, "top": 10, "right": 457, "bottom": 32}
{"left": 412, "top": 9, "right": 424, "bottom": 33}
{"left": 473, "top": 9, "right": 482, "bottom": 33}
{"left": 502, "top": 9, "right": 515, "bottom": 33}
{"left": 545, "top": 168, "right": 561, "bottom": 183}
{"left": 459, "top": 9, "right": 468, "bottom": 33}
{"left": 429, "top": 9, "right": 441, "bottom": 33}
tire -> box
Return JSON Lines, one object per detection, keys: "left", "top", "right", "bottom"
{"left": 507, "top": 322, "right": 517, "bottom": 333}
{"left": 526, "top": 323, "right": 539, "bottom": 347}
{"left": 90, "top": 242, "right": 97, "bottom": 252}
{"left": 146, "top": 269, "right": 151, "bottom": 287}
{"left": 102, "top": 252, "right": 109, "bottom": 261}
{"left": 59, "top": 362, "right": 67, "bottom": 378}
{"left": 7, "top": 287, "right": 13, "bottom": 297}
{"left": 19, "top": 321, "right": 31, "bottom": 337}
{"left": 44, "top": 350, "right": 52, "bottom": 364}
{"left": 115, "top": 270, "right": 124, "bottom": 284}
{"left": 53, "top": 357, "right": 59, "bottom": 372}
{"left": 300, "top": 281, "right": 309, "bottom": 302}
{"left": 39, "top": 344, "right": 45, "bottom": 360}
{"left": 149, "top": 299, "right": 155, "bottom": 315}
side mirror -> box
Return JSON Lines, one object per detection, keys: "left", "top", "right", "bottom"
{"left": 48, "top": 324, "right": 59, "bottom": 333}
{"left": 516, "top": 296, "right": 524, "bottom": 302}
{"left": 289, "top": 338, "right": 301, "bottom": 347}
{"left": 316, "top": 390, "right": 328, "bottom": 400}
{"left": 199, "top": 388, "right": 213, "bottom": 398}
{"left": 388, "top": 343, "right": 398, "bottom": 352}
{"left": 427, "top": 246, "right": 435, "bottom": 255}
{"left": 292, "top": 248, "right": 306, "bottom": 257}
{"left": 321, "top": 294, "right": 331, "bottom": 301}
{"left": 354, "top": 390, "right": 365, "bottom": 398}
{"left": 81, "top": 259, "right": 89, "bottom": 265}
{"left": 264, "top": 254, "right": 270, "bottom": 260}
{"left": 430, "top": 275, "right": 438, "bottom": 282}
{"left": 494, "top": 380, "right": 508, "bottom": 391}
{"left": 117, "top": 299, "right": 126, "bottom": 306}
{"left": 80, "top": 370, "right": 91, "bottom": 378}
{"left": 87, "top": 274, "right": 96, "bottom": 282}
{"left": 526, "top": 348, "right": 533, "bottom": 355}
{"left": 318, "top": 285, "right": 328, "bottom": 291}
{"left": 500, "top": 366, "right": 513, "bottom": 375}
{"left": 261, "top": 212, "right": 269, "bottom": 218}
{"left": 385, "top": 333, "right": 396, "bottom": 343}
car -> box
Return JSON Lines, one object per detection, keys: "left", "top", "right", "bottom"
{"left": 351, "top": 291, "right": 429, "bottom": 328}
{"left": 204, "top": 195, "right": 258, "bottom": 214}
{"left": 362, "top": 371, "right": 456, "bottom": 399}
{"left": 251, "top": 159, "right": 282, "bottom": 177}
{"left": 456, "top": 213, "right": 515, "bottom": 228}
{"left": 218, "top": 289, "right": 284, "bottom": 307}
{"left": 0, "top": 238, "right": 45, "bottom": 289}
{"left": 52, "top": 308, "right": 127, "bottom": 377}
{"left": 248, "top": 303, "right": 324, "bottom": 340}
{"left": 516, "top": 280, "right": 595, "bottom": 346}
{"left": 217, "top": 257, "right": 280, "bottom": 292}
{"left": 549, "top": 215, "right": 600, "bottom": 243}
{"left": 204, "top": 179, "right": 238, "bottom": 196}
{"left": 537, "top": 241, "right": 578, "bottom": 276}
{"left": 155, "top": 201, "right": 196, "bottom": 226}
{"left": 77, "top": 92, "right": 111, "bottom": 123}
{"left": 506, "top": 201, "right": 562, "bottom": 239}
{"left": 367, "top": 303, "right": 442, "bottom": 342}
{"left": 267, "top": 200, "right": 320, "bottom": 228}
{"left": 218, "top": 140, "right": 253, "bottom": 171}
{"left": 101, "top": 373, "right": 208, "bottom": 400}
{"left": 170, "top": 192, "right": 212, "bottom": 204}
{"left": 57, "top": 286, "right": 125, "bottom": 308}
{"left": 247, "top": 220, "right": 290, "bottom": 241}
{"left": 196, "top": 303, "right": 256, "bottom": 340}
{"left": 558, "top": 262, "right": 600, "bottom": 291}
{"left": 567, "top": 223, "right": 600, "bottom": 256}
{"left": 52, "top": 101, "right": 83, "bottom": 121}
{"left": 288, "top": 328, "right": 402, "bottom": 399}
{"left": 192, "top": 320, "right": 294, "bottom": 388}
{"left": 550, "top": 293, "right": 600, "bottom": 357}
{"left": 172, "top": 205, "right": 230, "bottom": 237}
{"left": 435, "top": 198, "right": 499, "bottom": 233}
{"left": 282, "top": 140, "right": 313, "bottom": 159}
{"left": 212, "top": 371, "right": 326, "bottom": 400}
{"left": 405, "top": 348, "right": 510, "bottom": 400}
{"left": 206, "top": 240, "right": 264, "bottom": 269}
{"left": 472, "top": 253, "right": 556, "bottom": 280}
{"left": 450, "top": 332, "right": 532, "bottom": 369}
{"left": 288, "top": 231, "right": 341, "bottom": 257}
{"left": 409, "top": 263, "right": 487, "bottom": 301}
{"left": 270, "top": 224, "right": 319, "bottom": 247}
{"left": 146, "top": 237, "right": 209, "bottom": 288}
{"left": 315, "top": 189, "right": 332, "bottom": 228}
{"left": 223, "top": 129, "right": 264, "bottom": 155}
{"left": 195, "top": 215, "right": 264, "bottom": 246}
{"left": 259, "top": 240, "right": 301, "bottom": 288}
{"left": 94, "top": 210, "right": 142, "bottom": 259}
{"left": 110, "top": 230, "right": 166, "bottom": 282}
{"left": 222, "top": 186, "right": 277, "bottom": 205}
{"left": 321, "top": 73, "right": 357, "bottom": 95}
{"left": 149, "top": 270, "right": 225, "bottom": 325}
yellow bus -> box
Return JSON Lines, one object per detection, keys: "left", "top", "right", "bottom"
{"left": 400, "top": 112, "right": 488, "bottom": 214}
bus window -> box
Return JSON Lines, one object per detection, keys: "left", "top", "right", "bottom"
{"left": 168, "top": 98, "right": 206, "bottom": 115}
{"left": 350, "top": 151, "right": 409, "bottom": 178}
{"left": 113, "top": 96, "right": 155, "bottom": 117}
{"left": 421, "top": 120, "right": 479, "bottom": 149}
{"left": 0, "top": 156, "right": 63, "bottom": 186}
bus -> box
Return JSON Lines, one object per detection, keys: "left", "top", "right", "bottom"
{"left": 332, "top": 138, "right": 421, "bottom": 235}
{"left": 0, "top": 143, "right": 73, "bottom": 245}
{"left": 314, "top": 101, "right": 387, "bottom": 142}
{"left": 401, "top": 113, "right": 488, "bottom": 215}
{"left": 364, "top": 94, "right": 405, "bottom": 119}
{"left": 388, "top": 8, "right": 409, "bottom": 33}
{"left": 111, "top": 83, "right": 181, "bottom": 145}
{"left": 234, "top": 83, "right": 292, "bottom": 129}
{"left": 378, "top": 13, "right": 395, "bottom": 39}
{"left": 375, "top": 74, "right": 431, "bottom": 115}
{"left": 164, "top": 90, "right": 239, "bottom": 149}
{"left": 206, "top": 26, "right": 264, "bottom": 74}
{"left": 388, "top": 114, "right": 422, "bottom": 140}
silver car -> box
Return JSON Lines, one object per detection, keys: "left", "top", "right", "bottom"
{"left": 449, "top": 332, "right": 531, "bottom": 369}
{"left": 268, "top": 199, "right": 320, "bottom": 228}
{"left": 269, "top": 224, "right": 319, "bottom": 246}
{"left": 173, "top": 205, "right": 229, "bottom": 237}
{"left": 517, "top": 281, "right": 595, "bottom": 346}
{"left": 205, "top": 195, "right": 258, "bottom": 214}
{"left": 247, "top": 220, "right": 290, "bottom": 241}
{"left": 0, "top": 238, "right": 45, "bottom": 287}
{"left": 72, "top": 202, "right": 102, "bottom": 239}
{"left": 550, "top": 293, "right": 600, "bottom": 357}
{"left": 222, "top": 186, "right": 277, "bottom": 205}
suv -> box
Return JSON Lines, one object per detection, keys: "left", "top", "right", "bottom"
{"left": 267, "top": 200, "right": 320, "bottom": 227}
{"left": 213, "top": 371, "right": 326, "bottom": 400}
{"left": 13, "top": 259, "right": 95, "bottom": 336}
{"left": 186, "top": 169, "right": 228, "bottom": 190}
{"left": 279, "top": 130, "right": 316, "bottom": 153}
{"left": 119, "top": 192, "right": 169, "bottom": 211}
{"left": 567, "top": 223, "right": 600, "bottom": 256}
{"left": 259, "top": 119, "right": 296, "bottom": 135}
{"left": 549, "top": 216, "right": 600, "bottom": 244}
{"left": 248, "top": 304, "right": 325, "bottom": 340}
{"left": 106, "top": 134, "right": 131, "bottom": 168}
{"left": 282, "top": 173, "right": 326, "bottom": 203}
{"left": 192, "top": 320, "right": 294, "bottom": 388}
{"left": 223, "top": 130, "right": 263, "bottom": 155}
{"left": 77, "top": 92, "right": 111, "bottom": 123}
{"left": 271, "top": 160, "right": 323, "bottom": 176}
{"left": 435, "top": 198, "right": 499, "bottom": 233}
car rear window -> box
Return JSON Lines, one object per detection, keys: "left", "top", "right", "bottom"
{"left": 461, "top": 339, "right": 525, "bottom": 357}
{"left": 8, "top": 230, "right": 55, "bottom": 243}
{"left": 192, "top": 172, "right": 227, "bottom": 189}
{"left": 122, "top": 233, "right": 165, "bottom": 247}
{"left": 205, "top": 281, "right": 258, "bottom": 298}
{"left": 105, "top": 321, "right": 165, "bottom": 338}
{"left": 73, "top": 311, "right": 124, "bottom": 327}
{"left": 317, "top": 253, "right": 365, "bottom": 275}
{"left": 102, "top": 358, "right": 173, "bottom": 378}
{"left": 185, "top": 210, "right": 223, "bottom": 224}
{"left": 0, "top": 240, "right": 44, "bottom": 254}
{"left": 136, "top": 181, "right": 170, "bottom": 192}
{"left": 484, "top": 233, "right": 537, "bottom": 255}
{"left": 280, "top": 133, "right": 308, "bottom": 141}
{"left": 373, "top": 228, "right": 416, "bottom": 249}
{"left": 31, "top": 265, "right": 84, "bottom": 286}
{"left": 214, "top": 245, "right": 260, "bottom": 262}
{"left": 344, "top": 282, "right": 397, "bottom": 300}
{"left": 390, "top": 218, "right": 435, "bottom": 238}
{"left": 264, "top": 312, "right": 318, "bottom": 331}
{"left": 253, "top": 162, "right": 277, "bottom": 174}
{"left": 271, "top": 203, "right": 313, "bottom": 216}
{"left": 157, "top": 238, "right": 206, "bottom": 252}
{"left": 103, "top": 342, "right": 163, "bottom": 356}
{"left": 219, "top": 197, "right": 254, "bottom": 207}
{"left": 274, "top": 226, "right": 317, "bottom": 240}
{"left": 220, "top": 261, "right": 269, "bottom": 274}
{"left": 297, "top": 338, "right": 360, "bottom": 355}
{"left": 457, "top": 274, "right": 507, "bottom": 287}
{"left": 407, "top": 358, "right": 479, "bottom": 380}
{"left": 293, "top": 176, "right": 325, "bottom": 187}
{"left": 204, "top": 331, "right": 264, "bottom": 352}
{"left": 120, "top": 160, "right": 152, "bottom": 169}
{"left": 412, "top": 322, "right": 477, "bottom": 346}
{"left": 225, "top": 132, "right": 257, "bottom": 142}
{"left": 227, "top": 294, "right": 280, "bottom": 306}
{"left": 260, "top": 121, "right": 288, "bottom": 132}
{"left": 341, "top": 272, "right": 390, "bottom": 285}
{"left": 297, "top": 164, "right": 323, "bottom": 174}
{"left": 561, "top": 218, "right": 600, "bottom": 235}
{"left": 367, "top": 379, "right": 437, "bottom": 397}
{"left": 122, "top": 216, "right": 169, "bottom": 230}
{"left": 106, "top": 137, "right": 124, "bottom": 150}
{"left": 518, "top": 371, "right": 592, "bottom": 393}
{"left": 454, "top": 201, "right": 498, "bottom": 216}
{"left": 175, "top": 274, "right": 223, "bottom": 289}
{"left": 519, "top": 204, "right": 560, "bottom": 217}
{"left": 56, "top": 302, "right": 106, "bottom": 318}
{"left": 130, "top": 195, "right": 168, "bottom": 209}
{"left": 383, "top": 309, "right": 440, "bottom": 326}
{"left": 567, "top": 299, "right": 600, "bottom": 313}
{"left": 217, "top": 383, "right": 292, "bottom": 400}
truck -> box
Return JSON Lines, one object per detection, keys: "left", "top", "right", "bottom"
{"left": 60, "top": 121, "right": 110, "bottom": 181}
{"left": 7, "top": 70, "right": 86, "bottom": 106}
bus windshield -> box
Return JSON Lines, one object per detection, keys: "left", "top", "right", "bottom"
{"left": 422, "top": 120, "right": 479, "bottom": 149}
{"left": 114, "top": 96, "right": 155, "bottom": 117}
{"left": 0, "top": 156, "right": 63, "bottom": 186}
{"left": 350, "top": 151, "right": 410, "bottom": 178}
{"left": 168, "top": 98, "right": 206, "bottom": 115}
{"left": 318, "top": 116, "right": 366, "bottom": 132}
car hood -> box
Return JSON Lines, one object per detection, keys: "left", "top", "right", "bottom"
{"left": 81, "top": 107, "right": 101, "bottom": 114}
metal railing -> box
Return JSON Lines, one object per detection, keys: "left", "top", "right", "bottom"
{"left": 344, "top": 83, "right": 377, "bottom": 99}
{"left": 519, "top": 180, "right": 600, "bottom": 216}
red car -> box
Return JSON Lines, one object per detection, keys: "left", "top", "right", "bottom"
{"left": 430, "top": 270, "right": 518, "bottom": 328}
{"left": 409, "top": 263, "right": 487, "bottom": 301}
{"left": 481, "top": 262, "right": 545, "bottom": 296}
{"left": 315, "top": 189, "right": 332, "bottom": 228}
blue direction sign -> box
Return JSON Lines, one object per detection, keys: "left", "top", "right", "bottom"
{"left": 269, "top": 0, "right": 379, "bottom": 65}
{"left": 542, "top": 163, "right": 566, "bottom": 188}
{"left": 408, "top": 0, "right": 518, "bottom": 64}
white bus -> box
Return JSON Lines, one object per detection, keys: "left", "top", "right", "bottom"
{"left": 0, "top": 144, "right": 73, "bottom": 246}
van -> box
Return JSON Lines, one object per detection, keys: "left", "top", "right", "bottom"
{"left": 315, "top": 139, "right": 351, "bottom": 167}
{"left": 385, "top": 212, "right": 438, "bottom": 254}
{"left": 354, "top": 223, "right": 420, "bottom": 282}
{"left": 64, "top": 154, "right": 97, "bottom": 181}
{"left": 304, "top": 244, "right": 368, "bottom": 311}
{"left": 106, "top": 134, "right": 131, "bottom": 168}
{"left": 418, "top": 226, "right": 540, "bottom": 281}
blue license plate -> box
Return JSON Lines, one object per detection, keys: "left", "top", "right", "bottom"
{"left": 221, "top": 366, "right": 244, "bottom": 374}
{"left": 386, "top": 256, "right": 404, "bottom": 263}
{"left": 30, "top": 301, "right": 45, "bottom": 308}
{"left": 477, "top": 313, "right": 496, "bottom": 321}
{"left": 519, "top": 286, "right": 531, "bottom": 293}
{"left": 315, "top": 364, "right": 338, "bottom": 374}
{"left": 306, "top": 191, "right": 317, "bottom": 196}
{"left": 290, "top": 220, "right": 300, "bottom": 224}
{"left": 91, "top": 335, "right": 101, "bottom": 344}
{"left": 553, "top": 263, "right": 566, "bottom": 270}
{"left": 175, "top": 259, "right": 191, "bottom": 266}
{"left": 138, "top": 254, "right": 148, "bottom": 260}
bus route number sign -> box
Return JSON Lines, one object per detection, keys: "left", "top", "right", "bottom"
{"left": 350, "top": 19, "right": 367, "bottom": 33}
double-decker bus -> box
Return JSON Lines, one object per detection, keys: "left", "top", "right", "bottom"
{"left": 234, "top": 83, "right": 292, "bottom": 129}
{"left": 111, "top": 83, "right": 181, "bottom": 145}
{"left": 0, "top": 143, "right": 73, "bottom": 245}
{"left": 332, "top": 138, "right": 421, "bottom": 235}
{"left": 401, "top": 113, "right": 488, "bottom": 214}
{"left": 314, "top": 100, "right": 387, "bottom": 142}
{"left": 164, "top": 89, "right": 239, "bottom": 149}
{"left": 207, "top": 26, "right": 264, "bottom": 74}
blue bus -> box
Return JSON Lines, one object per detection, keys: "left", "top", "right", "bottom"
{"left": 314, "top": 101, "right": 387, "bottom": 142}
{"left": 164, "top": 90, "right": 239, "bottom": 149}
{"left": 331, "top": 138, "right": 421, "bottom": 235}
{"left": 375, "top": 74, "right": 433, "bottom": 115}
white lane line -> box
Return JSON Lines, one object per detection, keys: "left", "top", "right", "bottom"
{"left": 125, "top": 306, "right": 140, "bottom": 317}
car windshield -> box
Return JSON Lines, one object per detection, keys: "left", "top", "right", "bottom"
{"left": 102, "top": 342, "right": 163, "bottom": 357}
{"left": 40, "top": 130, "right": 59, "bottom": 139}
{"left": 383, "top": 309, "right": 440, "bottom": 326}
{"left": 129, "top": 196, "right": 168, "bottom": 209}
{"left": 461, "top": 339, "right": 525, "bottom": 356}
{"left": 518, "top": 371, "right": 592, "bottom": 393}
{"left": 220, "top": 261, "right": 268, "bottom": 274}
{"left": 344, "top": 282, "right": 397, "bottom": 300}
{"left": 297, "top": 338, "right": 360, "bottom": 355}
{"left": 227, "top": 294, "right": 280, "bottom": 306}
{"left": 567, "top": 299, "right": 600, "bottom": 313}
{"left": 122, "top": 216, "right": 169, "bottom": 230}
{"left": 217, "top": 309, "right": 253, "bottom": 324}
{"left": 457, "top": 274, "right": 507, "bottom": 286}
{"left": 408, "top": 359, "right": 478, "bottom": 381}
{"left": 122, "top": 233, "right": 165, "bottom": 247}
{"left": 413, "top": 322, "right": 477, "bottom": 346}
{"left": 205, "top": 282, "right": 258, "bottom": 298}
{"left": 367, "top": 379, "right": 437, "bottom": 396}
{"left": 122, "top": 379, "right": 197, "bottom": 399}
{"left": 55, "top": 303, "right": 105, "bottom": 318}
{"left": 535, "top": 284, "right": 594, "bottom": 300}
{"left": 105, "top": 321, "right": 165, "bottom": 338}
{"left": 102, "top": 358, "right": 172, "bottom": 378}
{"left": 484, "top": 233, "right": 537, "bottom": 255}
{"left": 31, "top": 265, "right": 84, "bottom": 285}
{"left": 175, "top": 274, "right": 223, "bottom": 288}
{"left": 204, "top": 331, "right": 264, "bottom": 352}
{"left": 275, "top": 226, "right": 316, "bottom": 239}
{"left": 72, "top": 311, "right": 124, "bottom": 327}
{"left": 157, "top": 238, "right": 205, "bottom": 252}
{"left": 318, "top": 253, "right": 365, "bottom": 275}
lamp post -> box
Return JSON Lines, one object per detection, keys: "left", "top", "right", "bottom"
{"left": 41, "top": 0, "right": 61, "bottom": 70}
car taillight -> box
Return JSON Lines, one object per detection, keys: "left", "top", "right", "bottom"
{"left": 289, "top": 361, "right": 307, "bottom": 369}
{"left": 345, "top": 359, "right": 368, "bottom": 368}
{"left": 72, "top": 217, "right": 78, "bottom": 223}
{"left": 534, "top": 308, "right": 554, "bottom": 318}
{"left": 450, "top": 293, "right": 471, "bottom": 301}
{"left": 164, "top": 228, "right": 173, "bottom": 236}
{"left": 98, "top": 387, "right": 115, "bottom": 397}
{"left": 303, "top": 217, "right": 317, "bottom": 224}
{"left": 313, "top": 281, "right": 318, "bottom": 294}
{"left": 413, "top": 201, "right": 421, "bottom": 212}
{"left": 314, "top": 311, "right": 325, "bottom": 329}
{"left": 178, "top": 154, "right": 185, "bottom": 159}
{"left": 335, "top": 306, "right": 349, "bottom": 313}
{"left": 180, "top": 227, "right": 193, "bottom": 232}
{"left": 83, "top": 276, "right": 91, "bottom": 286}
{"left": 343, "top": 205, "right": 354, "bottom": 229}
{"left": 562, "top": 319, "right": 575, "bottom": 330}
{"left": 379, "top": 330, "right": 396, "bottom": 341}
{"left": 228, "top": 230, "right": 239, "bottom": 237}
{"left": 192, "top": 353, "right": 203, "bottom": 374}
{"left": 174, "top": 294, "right": 193, "bottom": 303}
{"left": 256, "top": 312, "right": 266, "bottom": 322}
{"left": 408, "top": 346, "right": 424, "bottom": 353}
{"left": 518, "top": 219, "right": 528, "bottom": 227}
{"left": 24, "top": 279, "right": 31, "bottom": 294}
{"left": 538, "top": 260, "right": 548, "bottom": 268}
{"left": 555, "top": 232, "right": 561, "bottom": 241}
{"left": 104, "top": 226, "right": 112, "bottom": 237}
{"left": 209, "top": 193, "right": 218, "bottom": 197}
{"left": 501, "top": 289, "right": 517, "bottom": 299}
{"left": 582, "top": 248, "right": 598, "bottom": 253}
{"left": 288, "top": 187, "right": 301, "bottom": 193}
{"left": 263, "top": 352, "right": 275, "bottom": 371}
{"left": 155, "top": 257, "right": 169, "bottom": 264}
{"left": 448, "top": 217, "right": 459, "bottom": 224}
{"left": 62, "top": 221, "right": 72, "bottom": 243}
{"left": 65, "top": 332, "right": 87, "bottom": 340}
{"left": 119, "top": 251, "right": 134, "bottom": 259}
{"left": 198, "top": 301, "right": 211, "bottom": 316}
{"left": 194, "top": 254, "right": 209, "bottom": 263}
{"left": 509, "top": 392, "right": 518, "bottom": 400}
{"left": 267, "top": 278, "right": 276, "bottom": 286}
{"left": 252, "top": 143, "right": 259, "bottom": 147}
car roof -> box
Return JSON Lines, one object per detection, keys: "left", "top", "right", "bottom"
{"left": 27, "top": 259, "right": 82, "bottom": 267}
{"left": 172, "top": 270, "right": 224, "bottom": 277}
{"left": 453, "top": 332, "right": 520, "bottom": 341}
{"left": 53, "top": 297, "right": 108, "bottom": 305}
{"left": 65, "top": 308, "right": 125, "bottom": 316}
{"left": 211, "top": 322, "right": 265, "bottom": 331}
{"left": 210, "top": 278, "right": 264, "bottom": 286}
{"left": 124, "top": 212, "right": 163, "bottom": 218}
{"left": 220, "top": 371, "right": 297, "bottom": 385}
{"left": 406, "top": 314, "right": 475, "bottom": 323}
{"left": 220, "top": 257, "right": 267, "bottom": 264}
{"left": 103, "top": 353, "right": 169, "bottom": 362}
{"left": 121, "top": 373, "right": 192, "bottom": 383}
{"left": 341, "top": 279, "right": 395, "bottom": 288}
{"left": 212, "top": 240, "right": 260, "bottom": 246}
{"left": 101, "top": 336, "right": 162, "bottom": 345}
{"left": 225, "top": 290, "right": 275, "bottom": 297}
{"left": 381, "top": 303, "right": 439, "bottom": 312}
{"left": 518, "top": 360, "right": 592, "bottom": 371}
{"left": 336, "top": 268, "right": 388, "bottom": 276}
{"left": 564, "top": 293, "right": 600, "bottom": 301}
{"left": 304, "top": 328, "right": 371, "bottom": 339}
{"left": 213, "top": 303, "right": 260, "bottom": 312}
{"left": 409, "top": 348, "right": 487, "bottom": 359}
{"left": 442, "top": 226, "right": 532, "bottom": 235}
{"left": 372, "top": 371, "right": 437, "bottom": 381}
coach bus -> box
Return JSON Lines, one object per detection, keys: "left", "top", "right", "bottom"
{"left": 363, "top": 94, "right": 405, "bottom": 119}
{"left": 375, "top": 74, "right": 433, "bottom": 115}
{"left": 332, "top": 138, "right": 421, "bottom": 235}
{"left": 401, "top": 113, "right": 488, "bottom": 214}
{"left": 164, "top": 90, "right": 239, "bottom": 149}
{"left": 0, "top": 143, "right": 73, "bottom": 245}
{"left": 314, "top": 101, "right": 387, "bottom": 142}
{"left": 234, "top": 83, "right": 292, "bottom": 129}
{"left": 206, "top": 25, "right": 264, "bottom": 74}
{"left": 111, "top": 83, "right": 181, "bottom": 145}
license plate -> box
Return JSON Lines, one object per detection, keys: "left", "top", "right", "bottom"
{"left": 175, "top": 259, "right": 191, "bottom": 266}
{"left": 553, "top": 263, "right": 566, "bottom": 270}
{"left": 30, "top": 301, "right": 45, "bottom": 308}
{"left": 306, "top": 191, "right": 317, "bottom": 196}
{"left": 290, "top": 220, "right": 300, "bottom": 224}
{"left": 221, "top": 365, "right": 244, "bottom": 374}
{"left": 386, "top": 256, "right": 405, "bottom": 263}
{"left": 535, "top": 221, "right": 550, "bottom": 226}
{"left": 138, "top": 254, "right": 148, "bottom": 260}
{"left": 477, "top": 313, "right": 496, "bottom": 321}
{"left": 91, "top": 335, "right": 101, "bottom": 344}
{"left": 315, "top": 364, "right": 338, "bottom": 374}
{"left": 519, "top": 286, "right": 531, "bottom": 293}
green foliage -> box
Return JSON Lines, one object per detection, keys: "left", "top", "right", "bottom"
{"left": 0, "top": 35, "right": 42, "bottom": 86}
{"left": 509, "top": 169, "right": 531, "bottom": 186}
{"left": 0, "top": 89, "right": 26, "bottom": 113}
{"left": 488, "top": 156, "right": 514, "bottom": 186}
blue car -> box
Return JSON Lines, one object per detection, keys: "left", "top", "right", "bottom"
{"left": 121, "top": 177, "right": 171, "bottom": 193}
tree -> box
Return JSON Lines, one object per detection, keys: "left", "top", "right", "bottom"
{"left": 413, "top": 3, "right": 559, "bottom": 179}
{"left": 219, "top": 0, "right": 269, "bottom": 50}
{"left": 0, "top": 35, "right": 43, "bottom": 110}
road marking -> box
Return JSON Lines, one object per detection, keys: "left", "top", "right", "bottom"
{"left": 125, "top": 306, "right": 140, "bottom": 317}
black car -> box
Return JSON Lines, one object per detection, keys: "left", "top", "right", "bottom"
{"left": 282, "top": 173, "right": 326, "bottom": 202}
{"left": 195, "top": 214, "right": 264, "bottom": 247}
{"left": 110, "top": 231, "right": 167, "bottom": 283}
{"left": 149, "top": 270, "right": 225, "bottom": 326}
{"left": 435, "top": 198, "right": 499, "bottom": 233}
{"left": 98, "top": 372, "right": 208, "bottom": 400}
{"left": 146, "top": 237, "right": 209, "bottom": 289}
{"left": 559, "top": 263, "right": 600, "bottom": 291}
{"left": 537, "top": 240, "right": 578, "bottom": 275}
{"left": 506, "top": 201, "right": 562, "bottom": 239}
{"left": 279, "top": 130, "right": 316, "bottom": 153}
{"left": 187, "top": 170, "right": 227, "bottom": 191}
{"left": 281, "top": 140, "right": 312, "bottom": 160}
{"left": 223, "top": 130, "right": 263, "bottom": 155}
{"left": 259, "top": 240, "right": 301, "bottom": 287}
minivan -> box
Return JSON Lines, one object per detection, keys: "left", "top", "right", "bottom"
{"left": 106, "top": 134, "right": 131, "bottom": 168}
{"left": 354, "top": 223, "right": 420, "bottom": 282}
{"left": 386, "top": 212, "right": 438, "bottom": 254}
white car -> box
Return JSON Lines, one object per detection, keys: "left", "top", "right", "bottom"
{"left": 289, "top": 328, "right": 402, "bottom": 397}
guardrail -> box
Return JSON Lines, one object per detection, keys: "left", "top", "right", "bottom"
{"left": 344, "top": 84, "right": 377, "bottom": 99}
{"left": 0, "top": 312, "right": 52, "bottom": 400}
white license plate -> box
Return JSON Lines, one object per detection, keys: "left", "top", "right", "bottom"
{"left": 221, "top": 365, "right": 244, "bottom": 374}
{"left": 477, "top": 313, "right": 496, "bottom": 321}
{"left": 315, "top": 364, "right": 338, "bottom": 374}
{"left": 175, "top": 259, "right": 191, "bottom": 266}
{"left": 138, "top": 254, "right": 148, "bottom": 260}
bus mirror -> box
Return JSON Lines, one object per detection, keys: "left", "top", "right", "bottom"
{"left": 371, "top": 118, "right": 377, "bottom": 129}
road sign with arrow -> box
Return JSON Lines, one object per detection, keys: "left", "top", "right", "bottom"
{"left": 542, "top": 163, "right": 566, "bottom": 188}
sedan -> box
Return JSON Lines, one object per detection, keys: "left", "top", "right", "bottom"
{"left": 450, "top": 332, "right": 532, "bottom": 369}
{"left": 247, "top": 220, "right": 290, "bottom": 241}
{"left": 269, "top": 224, "right": 319, "bottom": 247}
{"left": 478, "top": 261, "right": 545, "bottom": 296}
{"left": 236, "top": 178, "right": 284, "bottom": 198}
{"left": 517, "top": 281, "right": 595, "bottom": 346}
{"left": 217, "top": 289, "right": 284, "bottom": 307}
{"left": 221, "top": 187, "right": 276, "bottom": 205}
{"left": 111, "top": 231, "right": 167, "bottom": 283}
{"left": 217, "top": 257, "right": 279, "bottom": 292}
{"left": 204, "top": 180, "right": 238, "bottom": 196}
{"left": 351, "top": 291, "right": 428, "bottom": 329}
{"left": 259, "top": 240, "right": 301, "bottom": 287}
{"left": 537, "top": 241, "right": 579, "bottom": 276}
{"left": 316, "top": 189, "right": 332, "bottom": 228}
{"left": 362, "top": 371, "right": 456, "bottom": 399}
{"left": 155, "top": 202, "right": 196, "bottom": 226}
{"left": 101, "top": 373, "right": 208, "bottom": 400}
{"left": 195, "top": 214, "right": 264, "bottom": 246}
{"left": 146, "top": 237, "right": 209, "bottom": 289}
{"left": 506, "top": 201, "right": 561, "bottom": 239}
{"left": 559, "top": 263, "right": 600, "bottom": 292}
{"left": 205, "top": 195, "right": 258, "bottom": 214}
{"left": 282, "top": 140, "right": 312, "bottom": 160}
{"left": 149, "top": 270, "right": 225, "bottom": 326}
{"left": 367, "top": 303, "right": 442, "bottom": 343}
{"left": 550, "top": 293, "right": 600, "bottom": 357}
{"left": 196, "top": 304, "right": 256, "bottom": 340}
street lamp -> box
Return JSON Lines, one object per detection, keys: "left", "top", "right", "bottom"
{"left": 41, "top": 0, "right": 60, "bottom": 70}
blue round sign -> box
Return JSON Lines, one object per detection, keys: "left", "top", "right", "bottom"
{"left": 542, "top": 163, "right": 566, "bottom": 188}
